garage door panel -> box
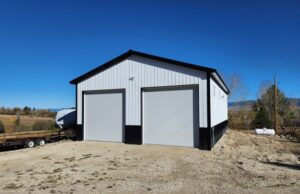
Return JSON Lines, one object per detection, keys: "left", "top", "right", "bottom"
{"left": 143, "top": 87, "right": 199, "bottom": 147}
{"left": 84, "top": 91, "right": 124, "bottom": 142}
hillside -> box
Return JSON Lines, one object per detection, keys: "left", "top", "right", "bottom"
{"left": 229, "top": 98, "right": 300, "bottom": 110}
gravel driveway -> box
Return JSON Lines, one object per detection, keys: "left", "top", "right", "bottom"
{"left": 0, "top": 130, "right": 299, "bottom": 193}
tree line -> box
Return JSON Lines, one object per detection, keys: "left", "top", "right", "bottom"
{"left": 0, "top": 107, "right": 56, "bottom": 118}
{"left": 226, "top": 74, "right": 300, "bottom": 130}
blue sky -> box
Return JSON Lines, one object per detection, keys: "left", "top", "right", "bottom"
{"left": 0, "top": 0, "right": 299, "bottom": 108}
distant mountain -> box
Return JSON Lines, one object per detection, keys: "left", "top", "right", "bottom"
{"left": 48, "top": 108, "right": 75, "bottom": 112}
{"left": 288, "top": 98, "right": 300, "bottom": 107}
{"left": 229, "top": 98, "right": 300, "bottom": 110}
{"left": 48, "top": 109, "right": 61, "bottom": 113}
{"left": 228, "top": 100, "right": 256, "bottom": 107}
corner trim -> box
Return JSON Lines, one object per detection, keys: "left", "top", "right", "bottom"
{"left": 207, "top": 73, "right": 211, "bottom": 129}
{"left": 75, "top": 84, "right": 78, "bottom": 124}
{"left": 207, "top": 72, "right": 212, "bottom": 149}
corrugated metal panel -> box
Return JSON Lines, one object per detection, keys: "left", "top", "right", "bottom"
{"left": 210, "top": 78, "right": 228, "bottom": 126}
{"left": 77, "top": 55, "right": 207, "bottom": 127}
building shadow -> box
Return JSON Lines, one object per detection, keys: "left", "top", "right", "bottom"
{"left": 261, "top": 161, "right": 300, "bottom": 171}
{"left": 0, "top": 146, "right": 23, "bottom": 152}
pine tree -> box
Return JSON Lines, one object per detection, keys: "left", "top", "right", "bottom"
{"left": 252, "top": 102, "right": 272, "bottom": 128}
{"left": 260, "top": 85, "right": 290, "bottom": 125}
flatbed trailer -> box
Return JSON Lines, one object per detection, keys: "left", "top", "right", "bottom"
{"left": 0, "top": 129, "right": 76, "bottom": 148}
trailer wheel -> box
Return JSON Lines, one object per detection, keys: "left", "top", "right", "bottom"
{"left": 26, "top": 140, "right": 35, "bottom": 148}
{"left": 37, "top": 139, "right": 46, "bottom": 146}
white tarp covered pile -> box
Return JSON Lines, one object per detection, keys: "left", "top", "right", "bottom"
{"left": 55, "top": 108, "right": 76, "bottom": 129}
{"left": 255, "top": 128, "right": 275, "bottom": 135}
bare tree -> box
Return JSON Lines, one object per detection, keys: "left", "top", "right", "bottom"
{"left": 257, "top": 80, "right": 272, "bottom": 99}
{"left": 224, "top": 73, "right": 249, "bottom": 102}
{"left": 223, "top": 73, "right": 250, "bottom": 128}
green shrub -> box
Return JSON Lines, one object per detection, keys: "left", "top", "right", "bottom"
{"left": 13, "top": 114, "right": 27, "bottom": 131}
{"left": 14, "top": 115, "right": 21, "bottom": 126}
{"left": 0, "top": 120, "right": 5, "bottom": 133}
{"left": 14, "top": 125, "right": 31, "bottom": 132}
{"left": 252, "top": 106, "right": 272, "bottom": 128}
{"left": 32, "top": 120, "right": 55, "bottom": 131}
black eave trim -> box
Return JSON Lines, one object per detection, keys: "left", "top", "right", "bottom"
{"left": 214, "top": 71, "right": 230, "bottom": 94}
{"left": 69, "top": 50, "right": 227, "bottom": 87}
{"left": 211, "top": 73, "right": 229, "bottom": 95}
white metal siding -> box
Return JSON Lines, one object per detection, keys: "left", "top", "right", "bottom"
{"left": 210, "top": 78, "right": 228, "bottom": 126}
{"left": 143, "top": 87, "right": 199, "bottom": 147}
{"left": 77, "top": 55, "right": 207, "bottom": 127}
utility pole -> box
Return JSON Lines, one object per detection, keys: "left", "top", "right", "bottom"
{"left": 274, "top": 75, "right": 277, "bottom": 131}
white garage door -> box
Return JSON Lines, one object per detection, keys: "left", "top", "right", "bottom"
{"left": 84, "top": 90, "right": 124, "bottom": 142}
{"left": 142, "top": 87, "right": 199, "bottom": 147}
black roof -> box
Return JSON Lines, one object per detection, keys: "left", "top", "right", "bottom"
{"left": 70, "top": 50, "right": 230, "bottom": 94}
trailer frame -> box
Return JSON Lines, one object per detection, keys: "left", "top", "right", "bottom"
{"left": 0, "top": 129, "right": 76, "bottom": 148}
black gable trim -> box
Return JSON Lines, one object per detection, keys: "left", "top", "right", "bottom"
{"left": 70, "top": 50, "right": 225, "bottom": 85}
{"left": 70, "top": 50, "right": 133, "bottom": 84}
{"left": 129, "top": 50, "right": 216, "bottom": 72}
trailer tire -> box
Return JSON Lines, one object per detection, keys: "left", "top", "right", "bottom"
{"left": 26, "top": 140, "right": 35, "bottom": 148}
{"left": 37, "top": 139, "right": 46, "bottom": 146}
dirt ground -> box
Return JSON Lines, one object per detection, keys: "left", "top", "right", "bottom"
{"left": 0, "top": 130, "right": 299, "bottom": 194}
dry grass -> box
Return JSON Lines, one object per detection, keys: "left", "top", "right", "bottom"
{"left": 0, "top": 114, "right": 54, "bottom": 133}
